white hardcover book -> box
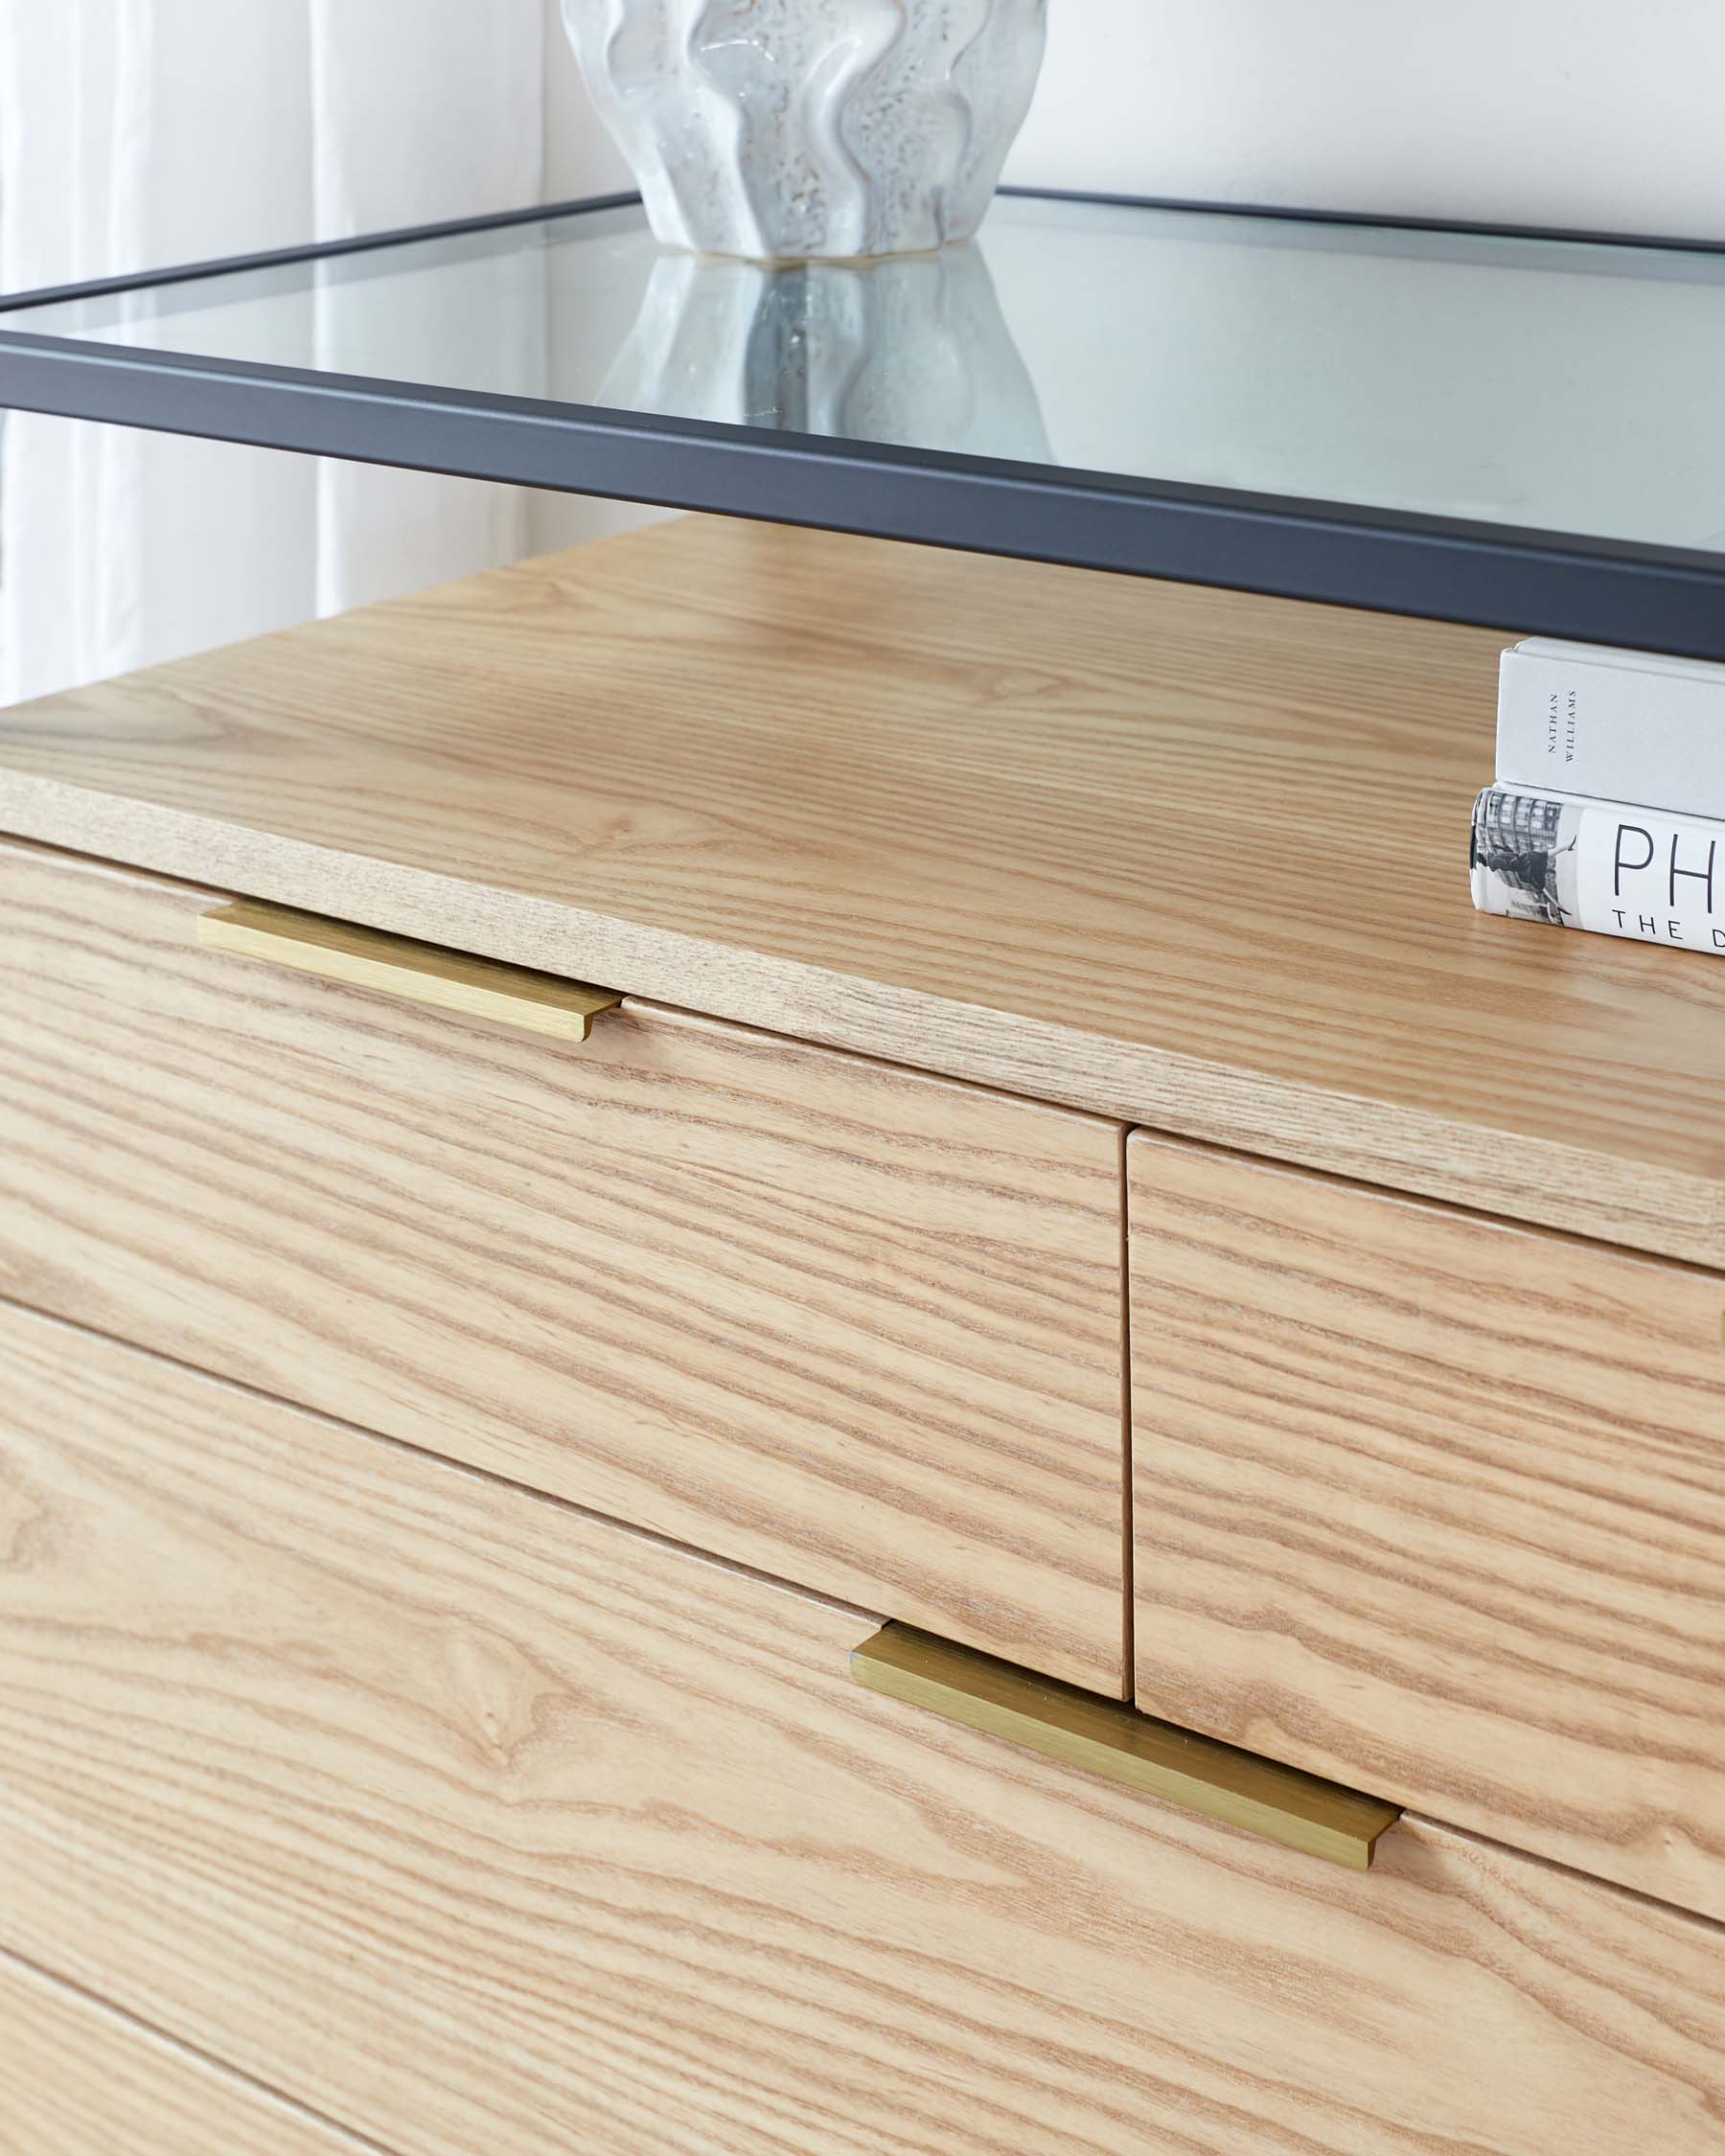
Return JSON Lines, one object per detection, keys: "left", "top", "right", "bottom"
{"left": 1495, "top": 638, "right": 1725, "bottom": 819}
{"left": 1471, "top": 785, "right": 1725, "bottom": 956}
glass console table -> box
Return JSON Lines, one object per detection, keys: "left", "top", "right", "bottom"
{"left": 4, "top": 188, "right": 1725, "bottom": 656}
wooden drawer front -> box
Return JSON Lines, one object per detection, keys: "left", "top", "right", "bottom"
{"left": 0, "top": 838, "right": 1126, "bottom": 1691}
{"left": 0, "top": 1947, "right": 368, "bottom": 2155}
{"left": 1130, "top": 1131, "right": 1725, "bottom": 1917}
{"left": 3, "top": 1306, "right": 1721, "bottom": 2156}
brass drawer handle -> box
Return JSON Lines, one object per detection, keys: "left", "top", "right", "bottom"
{"left": 852, "top": 1624, "right": 1401, "bottom": 1870}
{"left": 197, "top": 901, "right": 622, "bottom": 1044}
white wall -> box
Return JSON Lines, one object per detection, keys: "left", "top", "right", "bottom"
{"left": 542, "top": 0, "right": 632, "bottom": 202}
{"left": 1005, "top": 0, "right": 1725, "bottom": 236}
{"left": 542, "top": 0, "right": 1725, "bottom": 239}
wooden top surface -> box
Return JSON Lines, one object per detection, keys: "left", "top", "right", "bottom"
{"left": 1, "top": 514, "right": 1720, "bottom": 1269}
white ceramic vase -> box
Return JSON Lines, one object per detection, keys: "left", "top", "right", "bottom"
{"left": 562, "top": 0, "right": 1048, "bottom": 261}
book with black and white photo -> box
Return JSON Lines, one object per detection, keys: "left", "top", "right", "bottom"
{"left": 1470, "top": 785, "right": 1725, "bottom": 956}
{"left": 1497, "top": 637, "right": 1725, "bottom": 821}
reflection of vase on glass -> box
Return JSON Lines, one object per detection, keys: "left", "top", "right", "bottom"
{"left": 598, "top": 245, "right": 1051, "bottom": 462}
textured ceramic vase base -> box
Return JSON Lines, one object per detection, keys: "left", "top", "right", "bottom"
{"left": 564, "top": 0, "right": 1048, "bottom": 261}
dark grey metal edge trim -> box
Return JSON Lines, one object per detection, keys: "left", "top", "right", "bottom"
{"left": 0, "top": 193, "right": 646, "bottom": 314}
{"left": 996, "top": 184, "right": 1725, "bottom": 259}
{"left": 5, "top": 332, "right": 1725, "bottom": 659}
{"left": 7, "top": 184, "right": 1725, "bottom": 320}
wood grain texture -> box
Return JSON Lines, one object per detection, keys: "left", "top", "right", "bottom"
{"left": 1130, "top": 1131, "right": 1725, "bottom": 1920}
{"left": 0, "top": 837, "right": 1126, "bottom": 1691}
{"left": 0, "top": 516, "right": 1721, "bottom": 1265}
{"left": 851, "top": 1622, "right": 1400, "bottom": 1869}
{"left": 198, "top": 899, "right": 621, "bottom": 1041}
{"left": 1, "top": 1301, "right": 1721, "bottom": 2156}
{"left": 0, "top": 1947, "right": 372, "bottom": 2155}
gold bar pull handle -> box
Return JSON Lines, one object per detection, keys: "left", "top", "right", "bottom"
{"left": 851, "top": 1624, "right": 1401, "bottom": 1871}
{"left": 197, "top": 901, "right": 622, "bottom": 1044}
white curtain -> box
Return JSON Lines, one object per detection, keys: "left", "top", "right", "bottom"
{"left": 0, "top": 0, "right": 551, "bottom": 704}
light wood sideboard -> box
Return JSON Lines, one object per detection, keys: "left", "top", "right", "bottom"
{"left": 1, "top": 514, "right": 1722, "bottom": 2153}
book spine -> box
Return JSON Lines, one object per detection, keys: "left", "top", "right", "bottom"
{"left": 1471, "top": 786, "right": 1725, "bottom": 955}
{"left": 1495, "top": 648, "right": 1725, "bottom": 821}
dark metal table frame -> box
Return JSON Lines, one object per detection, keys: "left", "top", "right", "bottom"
{"left": 4, "top": 187, "right": 1724, "bottom": 658}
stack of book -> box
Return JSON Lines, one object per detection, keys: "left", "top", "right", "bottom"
{"left": 1471, "top": 639, "right": 1724, "bottom": 958}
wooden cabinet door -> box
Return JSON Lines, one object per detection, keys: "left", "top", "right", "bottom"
{"left": 1131, "top": 1129, "right": 1725, "bottom": 1918}
{"left": 0, "top": 837, "right": 1127, "bottom": 1690}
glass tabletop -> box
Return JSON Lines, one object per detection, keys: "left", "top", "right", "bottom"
{"left": 7, "top": 191, "right": 1725, "bottom": 653}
